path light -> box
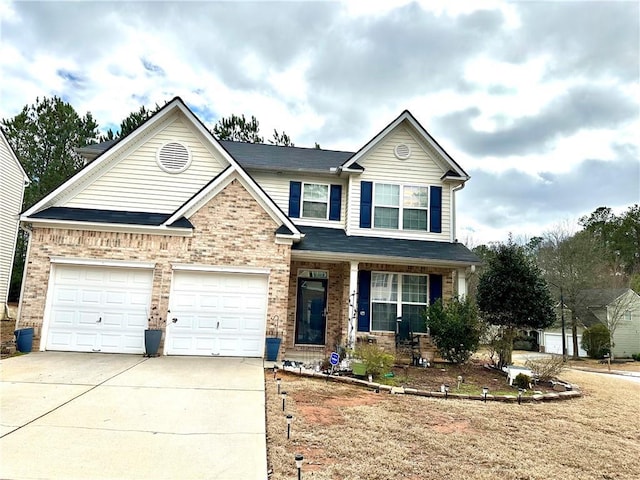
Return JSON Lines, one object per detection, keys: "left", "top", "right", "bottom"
{"left": 457, "top": 375, "right": 463, "bottom": 389}
{"left": 295, "top": 453, "right": 304, "bottom": 480}
{"left": 286, "top": 414, "right": 293, "bottom": 439}
{"left": 273, "top": 365, "right": 278, "bottom": 379}
{"left": 281, "top": 391, "right": 288, "bottom": 412}
{"left": 518, "top": 388, "right": 525, "bottom": 405}
{"left": 444, "top": 384, "right": 450, "bottom": 400}
{"left": 482, "top": 386, "right": 489, "bottom": 403}
{"left": 276, "top": 377, "right": 281, "bottom": 395}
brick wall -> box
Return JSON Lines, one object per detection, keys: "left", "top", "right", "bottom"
{"left": 20, "top": 179, "right": 292, "bottom": 351}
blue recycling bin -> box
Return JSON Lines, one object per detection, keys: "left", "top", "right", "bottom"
{"left": 265, "top": 337, "right": 281, "bottom": 361}
{"left": 15, "top": 328, "right": 34, "bottom": 353}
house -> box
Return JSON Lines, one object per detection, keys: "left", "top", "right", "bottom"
{"left": 17, "top": 97, "right": 480, "bottom": 359}
{"left": 542, "top": 288, "right": 640, "bottom": 358}
{"left": 0, "top": 129, "right": 29, "bottom": 319}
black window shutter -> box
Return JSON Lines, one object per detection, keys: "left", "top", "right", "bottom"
{"left": 289, "top": 181, "right": 301, "bottom": 218}
{"left": 359, "top": 181, "right": 373, "bottom": 228}
{"left": 430, "top": 186, "right": 442, "bottom": 233}
{"left": 429, "top": 274, "right": 443, "bottom": 305}
{"left": 357, "top": 270, "right": 371, "bottom": 332}
{"left": 329, "top": 184, "right": 342, "bottom": 221}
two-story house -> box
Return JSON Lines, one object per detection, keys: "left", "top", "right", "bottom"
{"left": 17, "top": 97, "right": 479, "bottom": 359}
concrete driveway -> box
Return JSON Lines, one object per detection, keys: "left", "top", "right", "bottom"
{"left": 0, "top": 352, "right": 267, "bottom": 480}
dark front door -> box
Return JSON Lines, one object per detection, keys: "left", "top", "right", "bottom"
{"left": 295, "top": 279, "right": 327, "bottom": 345}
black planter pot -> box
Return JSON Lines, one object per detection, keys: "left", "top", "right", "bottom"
{"left": 144, "top": 329, "right": 163, "bottom": 357}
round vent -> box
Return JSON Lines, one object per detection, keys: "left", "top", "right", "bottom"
{"left": 394, "top": 143, "right": 411, "bottom": 160}
{"left": 157, "top": 142, "right": 191, "bottom": 173}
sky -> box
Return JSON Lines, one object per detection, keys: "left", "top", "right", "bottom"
{"left": 1, "top": 0, "right": 638, "bottom": 245}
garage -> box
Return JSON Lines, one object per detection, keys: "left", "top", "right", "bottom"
{"left": 45, "top": 263, "right": 154, "bottom": 353}
{"left": 543, "top": 332, "right": 587, "bottom": 357}
{"left": 166, "top": 270, "right": 268, "bottom": 356}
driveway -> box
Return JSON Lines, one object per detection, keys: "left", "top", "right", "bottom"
{"left": 0, "top": 352, "right": 267, "bottom": 480}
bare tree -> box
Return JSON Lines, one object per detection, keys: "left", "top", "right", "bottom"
{"left": 603, "top": 289, "right": 638, "bottom": 361}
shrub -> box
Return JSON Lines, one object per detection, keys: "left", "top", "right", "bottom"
{"left": 631, "top": 353, "right": 640, "bottom": 362}
{"left": 513, "top": 373, "right": 531, "bottom": 389}
{"left": 581, "top": 324, "right": 611, "bottom": 359}
{"left": 425, "top": 297, "right": 485, "bottom": 364}
{"left": 353, "top": 343, "right": 395, "bottom": 379}
{"left": 525, "top": 354, "right": 565, "bottom": 382}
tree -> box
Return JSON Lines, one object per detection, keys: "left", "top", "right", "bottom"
{"left": 581, "top": 323, "right": 611, "bottom": 359}
{"left": 99, "top": 104, "right": 162, "bottom": 141}
{"left": 212, "top": 114, "right": 264, "bottom": 143}
{"left": 476, "top": 241, "right": 556, "bottom": 367}
{"left": 424, "top": 297, "right": 484, "bottom": 364}
{"left": 269, "top": 129, "right": 294, "bottom": 147}
{"left": 2, "top": 96, "right": 99, "bottom": 300}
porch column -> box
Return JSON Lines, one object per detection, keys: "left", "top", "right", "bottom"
{"left": 457, "top": 267, "right": 467, "bottom": 299}
{"left": 348, "top": 261, "right": 359, "bottom": 348}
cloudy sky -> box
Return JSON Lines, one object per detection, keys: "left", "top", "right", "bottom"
{"left": 1, "top": 0, "right": 638, "bottom": 244}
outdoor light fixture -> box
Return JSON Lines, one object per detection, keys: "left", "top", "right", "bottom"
{"left": 282, "top": 391, "right": 288, "bottom": 412}
{"left": 518, "top": 388, "right": 524, "bottom": 405}
{"left": 276, "top": 377, "right": 282, "bottom": 395}
{"left": 295, "top": 453, "right": 304, "bottom": 480}
{"left": 273, "top": 365, "right": 278, "bottom": 379}
{"left": 482, "top": 386, "right": 489, "bottom": 403}
{"left": 286, "top": 414, "right": 293, "bottom": 439}
{"left": 444, "top": 384, "right": 450, "bottom": 400}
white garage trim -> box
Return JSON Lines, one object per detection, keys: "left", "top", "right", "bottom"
{"left": 50, "top": 257, "right": 156, "bottom": 269}
{"left": 42, "top": 263, "right": 154, "bottom": 354}
{"left": 166, "top": 270, "right": 269, "bottom": 357}
{"left": 171, "top": 263, "right": 271, "bottom": 275}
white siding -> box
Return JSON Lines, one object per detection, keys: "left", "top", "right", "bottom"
{"left": 250, "top": 171, "right": 347, "bottom": 228}
{"left": 65, "top": 114, "right": 228, "bottom": 213}
{"left": 0, "top": 132, "right": 27, "bottom": 305}
{"left": 347, "top": 127, "right": 452, "bottom": 241}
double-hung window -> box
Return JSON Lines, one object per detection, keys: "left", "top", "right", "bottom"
{"left": 373, "top": 184, "right": 428, "bottom": 230}
{"left": 302, "top": 183, "right": 329, "bottom": 219}
{"left": 370, "top": 272, "right": 428, "bottom": 333}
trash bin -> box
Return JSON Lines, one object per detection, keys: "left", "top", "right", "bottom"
{"left": 14, "top": 328, "right": 34, "bottom": 353}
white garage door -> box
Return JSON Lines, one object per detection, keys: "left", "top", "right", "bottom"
{"left": 167, "top": 271, "right": 268, "bottom": 356}
{"left": 46, "top": 265, "right": 153, "bottom": 354}
{"left": 544, "top": 333, "right": 587, "bottom": 357}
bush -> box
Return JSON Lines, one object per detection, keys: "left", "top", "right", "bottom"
{"left": 513, "top": 373, "right": 531, "bottom": 389}
{"left": 525, "top": 355, "right": 565, "bottom": 382}
{"left": 581, "top": 324, "right": 611, "bottom": 359}
{"left": 353, "top": 343, "right": 395, "bottom": 379}
{"left": 425, "top": 297, "right": 485, "bottom": 364}
{"left": 632, "top": 353, "right": 640, "bottom": 362}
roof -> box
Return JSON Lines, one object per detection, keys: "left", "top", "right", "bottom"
{"left": 79, "top": 138, "right": 358, "bottom": 173}
{"left": 285, "top": 225, "right": 481, "bottom": 265}
{"left": 575, "top": 288, "right": 637, "bottom": 327}
{"left": 30, "top": 206, "right": 193, "bottom": 228}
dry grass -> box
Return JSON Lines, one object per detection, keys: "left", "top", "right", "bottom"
{"left": 266, "top": 370, "right": 640, "bottom": 480}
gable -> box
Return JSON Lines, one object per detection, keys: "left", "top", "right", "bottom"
{"left": 63, "top": 113, "right": 228, "bottom": 214}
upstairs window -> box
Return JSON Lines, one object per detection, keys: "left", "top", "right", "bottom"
{"left": 373, "top": 183, "right": 428, "bottom": 231}
{"left": 302, "top": 183, "right": 329, "bottom": 219}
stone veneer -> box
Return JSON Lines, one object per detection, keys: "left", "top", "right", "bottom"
{"left": 20, "top": 179, "right": 292, "bottom": 352}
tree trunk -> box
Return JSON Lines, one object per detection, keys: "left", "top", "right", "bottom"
{"left": 572, "top": 321, "right": 579, "bottom": 360}
{"left": 498, "top": 327, "right": 515, "bottom": 369}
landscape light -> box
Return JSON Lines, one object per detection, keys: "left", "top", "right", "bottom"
{"left": 281, "top": 391, "right": 287, "bottom": 412}
{"left": 276, "top": 377, "right": 281, "bottom": 394}
{"left": 444, "top": 384, "right": 450, "bottom": 400}
{"left": 273, "top": 365, "right": 278, "bottom": 379}
{"left": 295, "top": 453, "right": 304, "bottom": 480}
{"left": 518, "top": 388, "right": 525, "bottom": 405}
{"left": 286, "top": 414, "right": 293, "bottom": 439}
{"left": 482, "top": 386, "right": 489, "bottom": 403}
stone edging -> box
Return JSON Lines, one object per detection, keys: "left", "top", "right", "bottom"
{"left": 280, "top": 366, "right": 582, "bottom": 403}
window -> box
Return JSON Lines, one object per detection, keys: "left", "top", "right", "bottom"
{"left": 370, "top": 272, "right": 428, "bottom": 333}
{"left": 302, "top": 183, "right": 329, "bottom": 219}
{"left": 373, "top": 183, "right": 429, "bottom": 231}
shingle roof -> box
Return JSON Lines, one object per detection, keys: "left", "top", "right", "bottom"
{"left": 287, "top": 226, "right": 481, "bottom": 265}
{"left": 574, "top": 288, "right": 633, "bottom": 327}
{"left": 30, "top": 206, "right": 193, "bottom": 228}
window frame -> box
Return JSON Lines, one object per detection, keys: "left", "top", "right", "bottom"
{"left": 370, "top": 271, "right": 429, "bottom": 333}
{"left": 301, "top": 182, "right": 330, "bottom": 220}
{"left": 372, "top": 183, "right": 430, "bottom": 231}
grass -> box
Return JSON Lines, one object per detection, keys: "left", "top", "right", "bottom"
{"left": 265, "top": 369, "right": 640, "bottom": 480}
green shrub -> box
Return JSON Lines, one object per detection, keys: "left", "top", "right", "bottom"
{"left": 353, "top": 343, "right": 395, "bottom": 379}
{"left": 631, "top": 353, "right": 640, "bottom": 362}
{"left": 513, "top": 373, "right": 531, "bottom": 389}
{"left": 581, "top": 324, "right": 611, "bottom": 359}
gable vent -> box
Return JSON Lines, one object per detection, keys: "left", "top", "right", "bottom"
{"left": 394, "top": 143, "right": 411, "bottom": 160}
{"left": 157, "top": 142, "right": 191, "bottom": 173}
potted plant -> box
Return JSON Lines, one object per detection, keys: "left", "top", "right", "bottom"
{"left": 145, "top": 305, "right": 166, "bottom": 357}
{"left": 265, "top": 314, "right": 282, "bottom": 361}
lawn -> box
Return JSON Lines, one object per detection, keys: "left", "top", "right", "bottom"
{"left": 265, "top": 368, "right": 640, "bottom": 480}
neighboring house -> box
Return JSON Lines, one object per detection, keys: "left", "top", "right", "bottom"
{"left": 18, "top": 97, "right": 479, "bottom": 359}
{"left": 0, "top": 129, "right": 29, "bottom": 319}
{"left": 542, "top": 288, "right": 640, "bottom": 358}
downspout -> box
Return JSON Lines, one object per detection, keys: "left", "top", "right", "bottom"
{"left": 451, "top": 182, "right": 466, "bottom": 243}
{"left": 15, "top": 222, "right": 33, "bottom": 332}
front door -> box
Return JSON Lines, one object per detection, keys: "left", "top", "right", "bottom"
{"left": 295, "top": 278, "right": 327, "bottom": 345}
